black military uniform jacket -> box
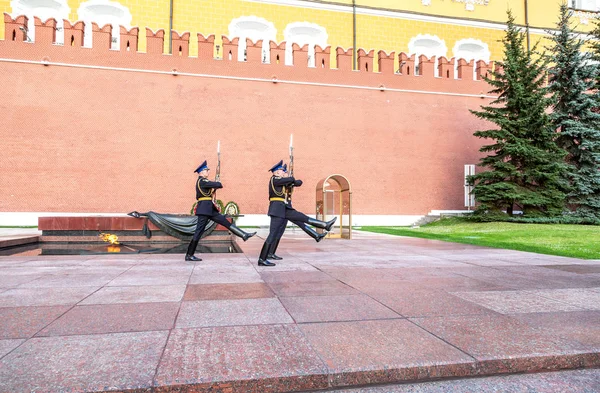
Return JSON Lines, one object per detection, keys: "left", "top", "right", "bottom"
{"left": 195, "top": 177, "right": 223, "bottom": 215}
{"left": 268, "top": 176, "right": 302, "bottom": 218}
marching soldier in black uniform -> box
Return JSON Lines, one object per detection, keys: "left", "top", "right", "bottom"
{"left": 185, "top": 160, "right": 256, "bottom": 261}
{"left": 258, "top": 160, "right": 336, "bottom": 266}
{"left": 267, "top": 164, "right": 326, "bottom": 261}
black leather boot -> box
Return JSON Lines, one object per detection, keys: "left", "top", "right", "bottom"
{"left": 185, "top": 239, "right": 202, "bottom": 261}
{"left": 229, "top": 224, "right": 257, "bottom": 241}
{"left": 300, "top": 224, "right": 327, "bottom": 242}
{"left": 258, "top": 242, "right": 276, "bottom": 266}
{"left": 307, "top": 216, "right": 337, "bottom": 232}
{"left": 267, "top": 239, "right": 283, "bottom": 260}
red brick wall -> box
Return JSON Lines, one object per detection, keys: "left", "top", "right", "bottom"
{"left": 0, "top": 17, "right": 493, "bottom": 216}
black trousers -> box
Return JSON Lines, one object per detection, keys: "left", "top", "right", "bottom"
{"left": 192, "top": 212, "right": 232, "bottom": 241}
{"left": 266, "top": 209, "right": 310, "bottom": 243}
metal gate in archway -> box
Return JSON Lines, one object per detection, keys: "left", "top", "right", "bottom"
{"left": 315, "top": 174, "right": 352, "bottom": 239}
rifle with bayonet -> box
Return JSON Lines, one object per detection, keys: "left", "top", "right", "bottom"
{"left": 287, "top": 134, "right": 294, "bottom": 204}
{"left": 213, "top": 140, "right": 221, "bottom": 211}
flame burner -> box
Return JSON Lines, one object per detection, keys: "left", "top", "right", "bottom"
{"left": 99, "top": 233, "right": 120, "bottom": 245}
{"left": 93, "top": 232, "right": 155, "bottom": 254}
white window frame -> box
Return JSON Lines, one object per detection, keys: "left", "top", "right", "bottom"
{"left": 571, "top": 0, "right": 600, "bottom": 11}
{"left": 11, "top": 0, "right": 71, "bottom": 44}
{"left": 228, "top": 16, "right": 276, "bottom": 63}
{"left": 283, "top": 22, "right": 328, "bottom": 67}
{"left": 452, "top": 38, "right": 491, "bottom": 80}
{"left": 77, "top": 0, "right": 132, "bottom": 50}
{"left": 408, "top": 34, "right": 447, "bottom": 76}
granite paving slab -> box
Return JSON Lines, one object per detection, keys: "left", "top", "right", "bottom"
{"left": 154, "top": 324, "right": 329, "bottom": 393}
{"left": 280, "top": 294, "right": 401, "bottom": 323}
{"left": 452, "top": 267, "right": 579, "bottom": 290}
{"left": 0, "top": 339, "right": 25, "bottom": 358}
{"left": 0, "top": 274, "right": 44, "bottom": 288}
{"left": 299, "top": 319, "right": 476, "bottom": 387}
{"left": 18, "top": 274, "right": 117, "bottom": 288}
{"left": 528, "top": 288, "right": 600, "bottom": 310}
{"left": 0, "top": 287, "right": 100, "bottom": 307}
{"left": 0, "top": 232, "right": 599, "bottom": 393}
{"left": 0, "top": 305, "right": 71, "bottom": 338}
{"left": 188, "top": 266, "right": 263, "bottom": 284}
{"left": 543, "top": 264, "right": 600, "bottom": 274}
{"left": 80, "top": 285, "right": 187, "bottom": 304}
{"left": 107, "top": 271, "right": 192, "bottom": 286}
{"left": 176, "top": 298, "right": 293, "bottom": 328}
{"left": 268, "top": 280, "right": 360, "bottom": 297}
{"left": 410, "top": 313, "right": 595, "bottom": 362}
{"left": 37, "top": 302, "right": 180, "bottom": 336}
{"left": 451, "top": 290, "right": 586, "bottom": 314}
{"left": 259, "top": 270, "right": 336, "bottom": 283}
{"left": 511, "top": 311, "right": 600, "bottom": 348}
{"left": 317, "top": 369, "right": 600, "bottom": 393}
{"left": 370, "top": 290, "right": 497, "bottom": 318}
{"left": 0, "top": 331, "right": 168, "bottom": 393}
{"left": 183, "top": 283, "right": 275, "bottom": 301}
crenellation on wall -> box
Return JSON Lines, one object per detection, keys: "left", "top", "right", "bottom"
{"left": 245, "top": 38, "right": 263, "bottom": 63}
{"left": 476, "top": 59, "right": 494, "bottom": 80}
{"left": 171, "top": 31, "right": 190, "bottom": 57}
{"left": 314, "top": 45, "right": 330, "bottom": 69}
{"left": 336, "top": 47, "right": 353, "bottom": 70}
{"left": 357, "top": 49, "right": 374, "bottom": 72}
{"left": 437, "top": 56, "right": 455, "bottom": 79}
{"left": 120, "top": 27, "right": 139, "bottom": 53}
{"left": 33, "top": 17, "right": 57, "bottom": 45}
{"left": 197, "top": 33, "right": 215, "bottom": 60}
{"left": 269, "top": 40, "right": 286, "bottom": 65}
{"left": 398, "top": 52, "right": 416, "bottom": 76}
{"left": 457, "top": 58, "right": 474, "bottom": 80}
{"left": 292, "top": 43, "right": 308, "bottom": 67}
{"left": 417, "top": 54, "right": 436, "bottom": 78}
{"left": 222, "top": 35, "right": 239, "bottom": 61}
{"left": 64, "top": 20, "right": 85, "bottom": 48}
{"left": 146, "top": 28, "right": 165, "bottom": 55}
{"left": 92, "top": 22, "right": 112, "bottom": 51}
{"left": 3, "top": 13, "right": 28, "bottom": 43}
{"left": 377, "top": 50, "right": 395, "bottom": 74}
{"left": 0, "top": 15, "right": 497, "bottom": 95}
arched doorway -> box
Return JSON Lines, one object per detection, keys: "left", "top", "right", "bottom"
{"left": 315, "top": 174, "right": 352, "bottom": 239}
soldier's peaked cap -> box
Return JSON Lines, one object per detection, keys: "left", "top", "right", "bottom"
{"left": 194, "top": 160, "right": 209, "bottom": 173}
{"left": 269, "top": 160, "right": 285, "bottom": 172}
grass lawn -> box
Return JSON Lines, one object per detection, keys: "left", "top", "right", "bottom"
{"left": 358, "top": 218, "right": 600, "bottom": 260}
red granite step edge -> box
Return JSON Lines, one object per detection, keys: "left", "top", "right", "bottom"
{"left": 38, "top": 216, "right": 231, "bottom": 235}
{"left": 0, "top": 235, "right": 39, "bottom": 248}
{"left": 146, "top": 352, "right": 600, "bottom": 393}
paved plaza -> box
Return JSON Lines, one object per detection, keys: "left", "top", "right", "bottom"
{"left": 0, "top": 229, "right": 599, "bottom": 392}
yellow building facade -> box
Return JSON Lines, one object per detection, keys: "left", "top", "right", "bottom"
{"left": 1, "top": 0, "right": 597, "bottom": 69}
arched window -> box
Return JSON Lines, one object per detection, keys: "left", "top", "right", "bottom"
{"left": 228, "top": 16, "right": 276, "bottom": 63}
{"left": 77, "top": 0, "right": 132, "bottom": 49}
{"left": 11, "top": 0, "right": 70, "bottom": 44}
{"left": 408, "top": 34, "right": 447, "bottom": 76}
{"left": 571, "top": 0, "right": 600, "bottom": 11}
{"left": 283, "top": 22, "right": 328, "bottom": 67}
{"left": 453, "top": 38, "right": 490, "bottom": 80}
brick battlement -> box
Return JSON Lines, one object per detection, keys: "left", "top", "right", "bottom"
{"left": 1, "top": 13, "right": 494, "bottom": 95}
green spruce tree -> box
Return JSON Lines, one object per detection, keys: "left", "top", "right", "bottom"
{"left": 556, "top": 4, "right": 600, "bottom": 219}
{"left": 468, "top": 10, "right": 569, "bottom": 216}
